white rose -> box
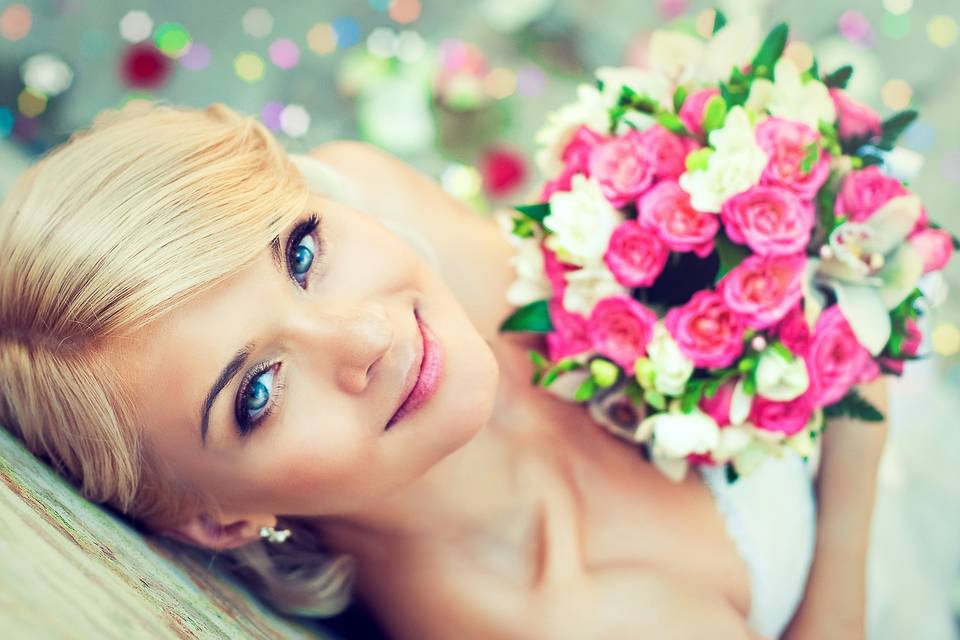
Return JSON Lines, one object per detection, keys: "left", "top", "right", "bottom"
{"left": 746, "top": 58, "right": 836, "bottom": 129}
{"left": 534, "top": 84, "right": 610, "bottom": 176}
{"left": 730, "top": 377, "right": 753, "bottom": 426}
{"left": 712, "top": 424, "right": 755, "bottom": 463}
{"left": 562, "top": 263, "right": 627, "bottom": 316}
{"left": 596, "top": 66, "right": 673, "bottom": 112}
{"left": 646, "top": 323, "right": 694, "bottom": 397}
{"left": 692, "top": 17, "right": 762, "bottom": 84}
{"left": 544, "top": 174, "right": 623, "bottom": 266}
{"left": 755, "top": 348, "right": 810, "bottom": 401}
{"left": 506, "top": 239, "right": 552, "bottom": 306}
{"left": 648, "top": 30, "right": 705, "bottom": 85}
{"left": 642, "top": 407, "right": 720, "bottom": 459}
{"left": 678, "top": 107, "right": 768, "bottom": 212}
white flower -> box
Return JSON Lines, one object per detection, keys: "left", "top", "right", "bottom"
{"left": 506, "top": 239, "right": 552, "bottom": 306}
{"left": 712, "top": 424, "right": 755, "bottom": 463}
{"left": 678, "top": 107, "right": 768, "bottom": 212}
{"left": 755, "top": 348, "right": 810, "bottom": 401}
{"left": 596, "top": 66, "right": 673, "bottom": 112}
{"left": 562, "top": 263, "right": 627, "bottom": 316}
{"left": 646, "top": 323, "right": 694, "bottom": 397}
{"left": 746, "top": 58, "right": 836, "bottom": 129}
{"left": 534, "top": 84, "right": 610, "bottom": 176}
{"left": 544, "top": 174, "right": 624, "bottom": 266}
{"left": 641, "top": 407, "right": 721, "bottom": 459}
{"left": 649, "top": 18, "right": 762, "bottom": 85}
{"left": 729, "top": 378, "right": 754, "bottom": 426}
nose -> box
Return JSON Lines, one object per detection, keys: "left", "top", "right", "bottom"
{"left": 289, "top": 299, "right": 394, "bottom": 394}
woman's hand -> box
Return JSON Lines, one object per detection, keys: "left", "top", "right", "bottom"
{"left": 783, "top": 376, "right": 889, "bottom": 640}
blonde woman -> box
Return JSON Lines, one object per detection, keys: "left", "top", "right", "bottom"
{"left": 0, "top": 103, "right": 886, "bottom": 639}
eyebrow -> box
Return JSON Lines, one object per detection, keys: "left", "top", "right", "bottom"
{"left": 199, "top": 235, "right": 284, "bottom": 446}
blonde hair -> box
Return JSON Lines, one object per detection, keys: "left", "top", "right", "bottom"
{"left": 0, "top": 102, "right": 355, "bottom": 616}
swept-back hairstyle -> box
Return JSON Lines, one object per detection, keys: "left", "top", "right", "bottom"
{"left": 0, "top": 102, "right": 356, "bottom": 616}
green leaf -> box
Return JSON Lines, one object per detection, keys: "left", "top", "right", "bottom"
{"left": 590, "top": 359, "right": 621, "bottom": 388}
{"left": 823, "top": 389, "right": 885, "bottom": 422}
{"left": 714, "top": 233, "right": 751, "bottom": 282}
{"left": 672, "top": 85, "right": 688, "bottom": 114}
{"left": 824, "top": 65, "right": 853, "bottom": 89}
{"left": 800, "top": 142, "right": 820, "bottom": 174}
{"left": 738, "top": 356, "right": 758, "bottom": 373}
{"left": 713, "top": 10, "right": 728, "bottom": 34}
{"left": 499, "top": 299, "right": 554, "bottom": 333}
{"left": 750, "top": 23, "right": 789, "bottom": 80}
{"left": 771, "top": 341, "right": 795, "bottom": 361}
{"left": 511, "top": 216, "right": 537, "bottom": 239}
{"left": 878, "top": 110, "right": 918, "bottom": 150}
{"left": 742, "top": 373, "right": 757, "bottom": 396}
{"left": 720, "top": 82, "right": 748, "bottom": 108}
{"left": 685, "top": 147, "right": 714, "bottom": 172}
{"left": 574, "top": 377, "right": 599, "bottom": 402}
{"left": 656, "top": 111, "right": 690, "bottom": 136}
{"left": 702, "top": 96, "right": 728, "bottom": 135}
{"left": 514, "top": 203, "right": 551, "bottom": 223}
{"left": 680, "top": 380, "right": 706, "bottom": 413}
{"left": 529, "top": 350, "right": 549, "bottom": 369}
{"left": 809, "top": 56, "right": 820, "bottom": 80}
{"left": 644, "top": 388, "right": 666, "bottom": 411}
{"left": 725, "top": 463, "right": 740, "bottom": 484}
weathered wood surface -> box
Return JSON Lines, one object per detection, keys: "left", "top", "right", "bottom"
{"left": 0, "top": 428, "right": 337, "bottom": 640}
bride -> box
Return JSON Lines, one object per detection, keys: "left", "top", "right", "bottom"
{"left": 0, "top": 102, "right": 886, "bottom": 639}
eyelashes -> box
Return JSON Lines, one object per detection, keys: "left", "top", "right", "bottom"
{"left": 232, "top": 213, "right": 322, "bottom": 437}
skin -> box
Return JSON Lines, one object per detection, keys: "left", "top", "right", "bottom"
{"left": 109, "top": 141, "right": 885, "bottom": 639}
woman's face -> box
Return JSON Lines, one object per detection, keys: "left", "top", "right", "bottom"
{"left": 111, "top": 190, "right": 498, "bottom": 539}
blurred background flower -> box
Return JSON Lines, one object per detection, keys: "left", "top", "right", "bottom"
{"left": 0, "top": 1, "right": 957, "bottom": 638}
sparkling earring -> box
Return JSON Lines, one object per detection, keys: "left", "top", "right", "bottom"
{"left": 259, "top": 526, "right": 292, "bottom": 544}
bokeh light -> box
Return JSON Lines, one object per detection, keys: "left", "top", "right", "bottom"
{"left": 119, "top": 10, "right": 153, "bottom": 43}
{"left": 367, "top": 27, "right": 398, "bottom": 58}
{"left": 838, "top": 10, "right": 872, "bottom": 44}
{"left": 280, "top": 104, "right": 310, "bottom": 137}
{"left": 269, "top": 38, "right": 300, "bottom": 69}
{"left": 396, "top": 30, "right": 426, "bottom": 63}
{"left": 308, "top": 23, "right": 337, "bottom": 55}
{"left": 883, "top": 0, "right": 913, "bottom": 15}
{"left": 0, "top": 4, "right": 32, "bottom": 41}
{"left": 333, "top": 16, "right": 361, "bottom": 48}
{"left": 516, "top": 65, "right": 546, "bottom": 97}
{"left": 390, "top": 0, "right": 422, "bottom": 25}
{"left": 783, "top": 41, "right": 814, "bottom": 71}
{"left": 21, "top": 53, "right": 73, "bottom": 97}
{"left": 881, "top": 78, "right": 912, "bottom": 109}
{"left": 179, "top": 43, "right": 212, "bottom": 71}
{"left": 17, "top": 88, "right": 47, "bottom": 118}
{"left": 932, "top": 322, "right": 960, "bottom": 357}
{"left": 484, "top": 67, "right": 516, "bottom": 99}
{"left": 234, "top": 52, "right": 265, "bottom": 82}
{"left": 441, "top": 163, "right": 482, "bottom": 199}
{"left": 927, "top": 15, "right": 958, "bottom": 48}
{"left": 260, "top": 100, "right": 284, "bottom": 131}
{"left": 0, "top": 107, "right": 14, "bottom": 138}
{"left": 154, "top": 22, "right": 191, "bottom": 58}
{"left": 242, "top": 8, "right": 273, "bottom": 38}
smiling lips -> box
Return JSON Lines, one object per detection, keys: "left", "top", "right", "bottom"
{"left": 386, "top": 310, "right": 443, "bottom": 429}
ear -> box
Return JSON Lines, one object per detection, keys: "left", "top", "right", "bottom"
{"left": 160, "top": 513, "right": 276, "bottom": 551}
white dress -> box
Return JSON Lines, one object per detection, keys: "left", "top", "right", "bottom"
{"left": 700, "top": 452, "right": 817, "bottom": 639}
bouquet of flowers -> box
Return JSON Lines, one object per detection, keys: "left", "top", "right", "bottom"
{"left": 499, "top": 15, "right": 956, "bottom": 482}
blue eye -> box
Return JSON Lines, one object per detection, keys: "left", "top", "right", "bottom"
{"left": 292, "top": 236, "right": 315, "bottom": 278}
{"left": 286, "top": 215, "right": 320, "bottom": 288}
{"left": 236, "top": 365, "right": 278, "bottom": 432}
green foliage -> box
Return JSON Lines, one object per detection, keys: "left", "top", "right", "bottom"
{"left": 673, "top": 84, "right": 688, "bottom": 114}
{"left": 511, "top": 216, "right": 538, "bottom": 239}
{"left": 750, "top": 23, "right": 789, "bottom": 80}
{"left": 713, "top": 9, "right": 727, "bottom": 34}
{"left": 823, "top": 389, "right": 885, "bottom": 423}
{"left": 714, "top": 233, "right": 751, "bottom": 282}
{"left": 574, "top": 376, "right": 599, "bottom": 402}
{"left": 680, "top": 379, "right": 706, "bottom": 413}
{"left": 514, "top": 202, "right": 551, "bottom": 223}
{"left": 877, "top": 110, "right": 918, "bottom": 151}
{"left": 800, "top": 142, "right": 820, "bottom": 174}
{"left": 824, "top": 65, "right": 853, "bottom": 89}
{"left": 656, "top": 111, "right": 690, "bottom": 136}
{"left": 644, "top": 388, "right": 667, "bottom": 411}
{"left": 500, "top": 299, "right": 553, "bottom": 333}
{"left": 539, "top": 357, "right": 584, "bottom": 387}
{"left": 702, "top": 96, "right": 728, "bottom": 135}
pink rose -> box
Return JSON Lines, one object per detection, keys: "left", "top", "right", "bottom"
{"left": 640, "top": 125, "right": 700, "bottom": 181}
{"left": 664, "top": 291, "right": 745, "bottom": 369}
{"left": 720, "top": 254, "right": 806, "bottom": 330}
{"left": 833, "top": 166, "right": 907, "bottom": 222}
{"left": 721, "top": 185, "right": 815, "bottom": 256}
{"left": 679, "top": 88, "right": 720, "bottom": 138}
{"left": 755, "top": 117, "right": 830, "bottom": 200}
{"left": 804, "top": 306, "right": 875, "bottom": 408}
{"left": 830, "top": 88, "right": 883, "bottom": 141}
{"left": 603, "top": 221, "right": 669, "bottom": 287}
{"left": 880, "top": 317, "right": 923, "bottom": 375}
{"left": 540, "top": 126, "right": 606, "bottom": 200}
{"left": 700, "top": 381, "right": 736, "bottom": 427}
{"left": 774, "top": 305, "right": 812, "bottom": 357}
{"left": 588, "top": 130, "right": 656, "bottom": 208}
{"left": 543, "top": 247, "right": 575, "bottom": 298}
{"left": 638, "top": 180, "right": 720, "bottom": 257}
{"left": 750, "top": 394, "right": 813, "bottom": 436}
{"left": 547, "top": 299, "right": 592, "bottom": 361}
{"left": 909, "top": 228, "right": 954, "bottom": 273}
{"left": 587, "top": 296, "right": 657, "bottom": 374}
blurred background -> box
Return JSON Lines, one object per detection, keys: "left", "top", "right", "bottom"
{"left": 0, "top": 0, "right": 956, "bottom": 638}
